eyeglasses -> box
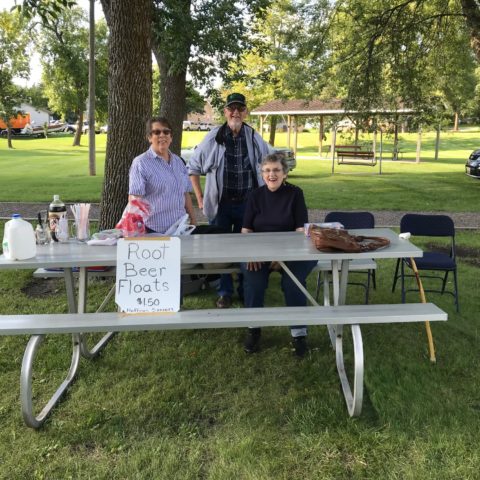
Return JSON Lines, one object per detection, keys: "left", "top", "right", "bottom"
{"left": 226, "top": 104, "right": 247, "bottom": 113}
{"left": 150, "top": 128, "right": 172, "bottom": 136}
{"left": 261, "top": 168, "right": 283, "bottom": 174}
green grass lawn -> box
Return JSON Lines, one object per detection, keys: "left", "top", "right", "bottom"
{"left": 0, "top": 228, "right": 479, "bottom": 478}
{"left": 1, "top": 129, "right": 479, "bottom": 211}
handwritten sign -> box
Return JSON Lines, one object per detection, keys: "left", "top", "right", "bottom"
{"left": 115, "top": 237, "right": 181, "bottom": 313}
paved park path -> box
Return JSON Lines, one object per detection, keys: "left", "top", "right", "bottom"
{"left": 1, "top": 202, "right": 478, "bottom": 229}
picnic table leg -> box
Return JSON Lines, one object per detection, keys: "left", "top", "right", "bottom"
{"left": 77, "top": 267, "right": 117, "bottom": 359}
{"left": 20, "top": 334, "right": 81, "bottom": 428}
{"left": 279, "top": 260, "right": 365, "bottom": 416}
{"left": 334, "top": 259, "right": 364, "bottom": 416}
{"left": 335, "top": 324, "right": 364, "bottom": 416}
{"left": 279, "top": 261, "right": 336, "bottom": 348}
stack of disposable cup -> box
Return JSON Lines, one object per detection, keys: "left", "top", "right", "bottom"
{"left": 70, "top": 203, "right": 91, "bottom": 241}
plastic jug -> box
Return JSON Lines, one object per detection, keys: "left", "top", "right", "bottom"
{"left": 2, "top": 214, "right": 37, "bottom": 260}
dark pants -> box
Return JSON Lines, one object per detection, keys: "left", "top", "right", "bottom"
{"left": 210, "top": 200, "right": 246, "bottom": 298}
{"left": 241, "top": 260, "right": 317, "bottom": 337}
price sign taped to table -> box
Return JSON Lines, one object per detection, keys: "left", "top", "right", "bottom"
{"left": 115, "top": 237, "right": 181, "bottom": 313}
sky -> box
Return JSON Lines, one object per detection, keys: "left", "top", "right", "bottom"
{"left": 2, "top": 0, "right": 104, "bottom": 86}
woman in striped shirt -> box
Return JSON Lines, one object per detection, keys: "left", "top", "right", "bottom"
{"left": 129, "top": 117, "right": 196, "bottom": 233}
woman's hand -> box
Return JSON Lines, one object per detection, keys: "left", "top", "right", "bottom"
{"left": 246, "top": 261, "right": 263, "bottom": 271}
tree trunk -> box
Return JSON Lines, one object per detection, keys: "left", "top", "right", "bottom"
{"left": 7, "top": 127, "right": 13, "bottom": 149}
{"left": 99, "top": 0, "right": 152, "bottom": 229}
{"left": 416, "top": 127, "right": 422, "bottom": 163}
{"left": 269, "top": 116, "right": 277, "bottom": 146}
{"left": 153, "top": 49, "right": 186, "bottom": 155}
{"left": 453, "top": 112, "right": 459, "bottom": 131}
{"left": 73, "top": 111, "right": 83, "bottom": 147}
{"left": 434, "top": 125, "right": 440, "bottom": 161}
{"left": 460, "top": 0, "right": 480, "bottom": 63}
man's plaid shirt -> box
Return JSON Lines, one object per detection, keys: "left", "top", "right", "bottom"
{"left": 222, "top": 125, "right": 255, "bottom": 200}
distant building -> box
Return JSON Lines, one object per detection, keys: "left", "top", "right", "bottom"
{"left": 186, "top": 101, "right": 218, "bottom": 125}
{"left": 19, "top": 103, "right": 51, "bottom": 126}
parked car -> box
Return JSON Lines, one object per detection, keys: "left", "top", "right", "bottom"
{"left": 183, "top": 120, "right": 201, "bottom": 131}
{"left": 63, "top": 123, "right": 77, "bottom": 133}
{"left": 199, "top": 123, "right": 216, "bottom": 131}
{"left": 82, "top": 122, "right": 101, "bottom": 134}
{"left": 100, "top": 125, "right": 108, "bottom": 134}
{"left": 465, "top": 149, "right": 480, "bottom": 178}
{"left": 180, "top": 144, "right": 296, "bottom": 171}
{"left": 63, "top": 122, "right": 100, "bottom": 134}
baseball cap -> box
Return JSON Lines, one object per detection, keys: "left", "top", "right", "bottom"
{"left": 225, "top": 93, "right": 247, "bottom": 107}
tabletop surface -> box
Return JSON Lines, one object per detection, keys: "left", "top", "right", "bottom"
{"left": 0, "top": 229, "right": 422, "bottom": 270}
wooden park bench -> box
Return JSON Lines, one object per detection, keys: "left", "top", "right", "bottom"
{"left": 336, "top": 149, "right": 377, "bottom": 166}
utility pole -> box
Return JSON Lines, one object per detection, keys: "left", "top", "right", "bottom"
{"left": 88, "top": 0, "right": 96, "bottom": 176}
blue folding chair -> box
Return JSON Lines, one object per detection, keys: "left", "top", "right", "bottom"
{"left": 314, "top": 211, "right": 377, "bottom": 304}
{"left": 392, "top": 213, "right": 459, "bottom": 312}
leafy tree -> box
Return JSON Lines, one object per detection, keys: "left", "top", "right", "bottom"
{"left": 152, "top": 66, "right": 205, "bottom": 118}
{"left": 0, "top": 9, "right": 30, "bottom": 148}
{"left": 22, "top": 83, "right": 50, "bottom": 111}
{"left": 38, "top": 9, "right": 108, "bottom": 147}
{"left": 151, "top": 0, "right": 270, "bottom": 153}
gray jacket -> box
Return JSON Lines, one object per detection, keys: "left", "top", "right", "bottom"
{"left": 188, "top": 123, "right": 271, "bottom": 220}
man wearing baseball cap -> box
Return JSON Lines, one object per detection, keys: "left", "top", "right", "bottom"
{"left": 189, "top": 93, "right": 270, "bottom": 308}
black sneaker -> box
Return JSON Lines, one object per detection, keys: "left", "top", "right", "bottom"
{"left": 244, "top": 328, "right": 261, "bottom": 353}
{"left": 292, "top": 336, "right": 308, "bottom": 357}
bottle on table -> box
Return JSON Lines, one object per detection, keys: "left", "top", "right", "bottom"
{"left": 48, "top": 195, "right": 67, "bottom": 242}
{"left": 2, "top": 214, "right": 37, "bottom": 260}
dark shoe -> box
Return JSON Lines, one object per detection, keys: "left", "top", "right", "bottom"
{"left": 244, "top": 328, "right": 261, "bottom": 353}
{"left": 216, "top": 295, "right": 232, "bottom": 309}
{"left": 292, "top": 336, "right": 308, "bottom": 357}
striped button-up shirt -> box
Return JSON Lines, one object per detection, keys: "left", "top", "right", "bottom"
{"left": 129, "top": 147, "right": 192, "bottom": 233}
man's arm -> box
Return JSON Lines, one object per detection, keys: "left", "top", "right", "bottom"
{"left": 189, "top": 175, "right": 204, "bottom": 210}
{"left": 184, "top": 192, "right": 197, "bottom": 225}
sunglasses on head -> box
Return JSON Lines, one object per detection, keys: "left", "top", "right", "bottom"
{"left": 150, "top": 128, "right": 172, "bottom": 136}
{"left": 226, "top": 104, "right": 247, "bottom": 112}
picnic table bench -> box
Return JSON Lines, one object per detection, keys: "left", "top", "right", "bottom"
{"left": 0, "top": 230, "right": 447, "bottom": 427}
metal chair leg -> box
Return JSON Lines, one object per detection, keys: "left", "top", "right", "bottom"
{"left": 453, "top": 269, "right": 459, "bottom": 313}
{"left": 365, "top": 270, "right": 371, "bottom": 305}
{"left": 392, "top": 259, "right": 400, "bottom": 292}
{"left": 441, "top": 271, "right": 449, "bottom": 294}
{"left": 400, "top": 260, "right": 406, "bottom": 303}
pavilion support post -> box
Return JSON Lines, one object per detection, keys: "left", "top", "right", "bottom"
{"left": 293, "top": 116, "right": 298, "bottom": 158}
{"left": 379, "top": 129, "right": 383, "bottom": 175}
{"left": 434, "top": 124, "right": 440, "bottom": 161}
{"left": 287, "top": 115, "right": 292, "bottom": 148}
{"left": 354, "top": 124, "right": 359, "bottom": 145}
{"left": 416, "top": 127, "right": 422, "bottom": 163}
{"left": 319, "top": 116, "right": 324, "bottom": 158}
{"left": 331, "top": 127, "right": 336, "bottom": 174}
{"left": 259, "top": 115, "right": 264, "bottom": 140}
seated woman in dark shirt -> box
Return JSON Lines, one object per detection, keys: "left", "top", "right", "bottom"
{"left": 241, "top": 153, "right": 316, "bottom": 357}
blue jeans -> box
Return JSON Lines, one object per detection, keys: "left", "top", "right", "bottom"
{"left": 241, "top": 260, "right": 317, "bottom": 337}
{"left": 211, "top": 200, "right": 246, "bottom": 298}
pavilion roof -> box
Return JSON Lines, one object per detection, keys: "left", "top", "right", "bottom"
{"left": 250, "top": 98, "right": 413, "bottom": 116}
